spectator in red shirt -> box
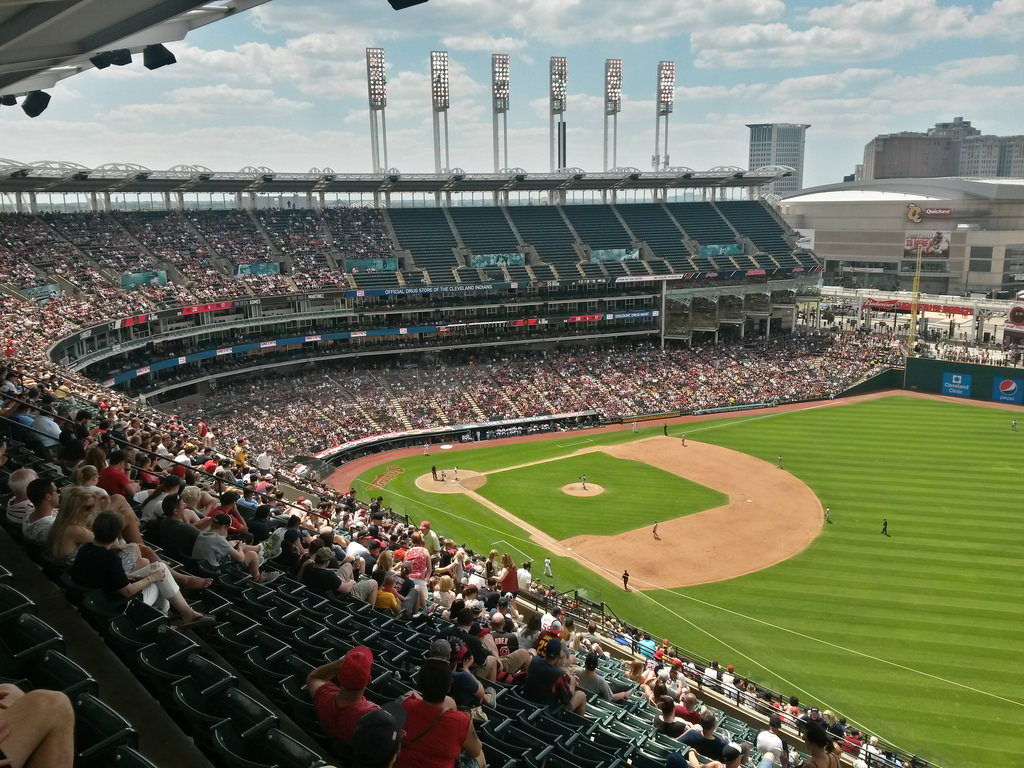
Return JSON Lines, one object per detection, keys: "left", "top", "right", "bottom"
{"left": 96, "top": 450, "right": 139, "bottom": 498}
{"left": 307, "top": 646, "right": 379, "bottom": 750}
{"left": 205, "top": 491, "right": 251, "bottom": 542}
{"left": 397, "top": 660, "right": 484, "bottom": 768}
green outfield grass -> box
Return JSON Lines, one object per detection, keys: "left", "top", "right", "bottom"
{"left": 475, "top": 452, "right": 727, "bottom": 539}
{"left": 355, "top": 396, "right": 1024, "bottom": 767}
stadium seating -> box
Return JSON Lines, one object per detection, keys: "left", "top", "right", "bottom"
{"left": 507, "top": 205, "right": 582, "bottom": 279}
{"left": 386, "top": 207, "right": 460, "bottom": 284}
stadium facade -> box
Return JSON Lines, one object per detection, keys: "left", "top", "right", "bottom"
{"left": 779, "top": 177, "right": 1024, "bottom": 297}
{"left": 0, "top": 165, "right": 820, "bottom": 410}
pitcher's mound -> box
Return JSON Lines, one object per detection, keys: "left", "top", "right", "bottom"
{"left": 415, "top": 471, "right": 487, "bottom": 493}
{"left": 562, "top": 483, "right": 604, "bottom": 497}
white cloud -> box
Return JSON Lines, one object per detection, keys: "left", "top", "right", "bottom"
{"left": 441, "top": 34, "right": 527, "bottom": 52}
{"left": 693, "top": 0, "right": 1024, "bottom": 68}
{"left": 940, "top": 55, "right": 1020, "bottom": 80}
{"left": 108, "top": 84, "right": 311, "bottom": 123}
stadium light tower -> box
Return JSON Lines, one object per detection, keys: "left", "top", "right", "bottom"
{"left": 491, "top": 53, "right": 510, "bottom": 173}
{"left": 430, "top": 50, "right": 451, "bottom": 174}
{"left": 365, "top": 47, "right": 389, "bottom": 173}
{"left": 603, "top": 58, "right": 622, "bottom": 171}
{"left": 549, "top": 56, "right": 567, "bottom": 172}
{"left": 653, "top": 60, "right": 675, "bottom": 171}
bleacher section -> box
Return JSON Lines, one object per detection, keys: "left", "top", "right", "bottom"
{"left": 664, "top": 202, "right": 736, "bottom": 250}
{"left": 613, "top": 204, "right": 690, "bottom": 273}
{"left": 448, "top": 206, "right": 520, "bottom": 256}
{"left": 507, "top": 206, "right": 582, "bottom": 280}
{"left": 187, "top": 210, "right": 274, "bottom": 266}
{"left": 114, "top": 211, "right": 232, "bottom": 290}
{"left": 562, "top": 205, "right": 632, "bottom": 253}
{"left": 42, "top": 212, "right": 155, "bottom": 274}
{"left": 714, "top": 201, "right": 793, "bottom": 265}
{"left": 254, "top": 209, "right": 345, "bottom": 289}
{"left": 386, "top": 207, "right": 460, "bottom": 284}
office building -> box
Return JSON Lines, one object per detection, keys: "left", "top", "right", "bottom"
{"left": 747, "top": 123, "right": 810, "bottom": 195}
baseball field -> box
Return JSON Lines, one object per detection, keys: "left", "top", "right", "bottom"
{"left": 345, "top": 394, "right": 1024, "bottom": 767}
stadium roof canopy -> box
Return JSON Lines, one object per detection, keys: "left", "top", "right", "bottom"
{"left": 0, "top": 161, "right": 790, "bottom": 195}
{"left": 0, "top": 0, "right": 269, "bottom": 96}
{"left": 784, "top": 177, "right": 1024, "bottom": 203}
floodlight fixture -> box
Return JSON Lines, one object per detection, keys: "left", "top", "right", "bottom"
{"left": 430, "top": 50, "right": 449, "bottom": 110}
{"left": 653, "top": 61, "right": 675, "bottom": 171}
{"left": 109, "top": 49, "right": 132, "bottom": 66}
{"left": 430, "top": 50, "right": 451, "bottom": 173}
{"left": 89, "top": 51, "right": 113, "bottom": 69}
{"left": 21, "top": 90, "right": 50, "bottom": 118}
{"left": 365, "top": 47, "right": 389, "bottom": 173}
{"left": 492, "top": 53, "right": 510, "bottom": 172}
{"left": 550, "top": 56, "right": 567, "bottom": 115}
{"left": 605, "top": 58, "right": 622, "bottom": 115}
{"left": 492, "top": 54, "right": 509, "bottom": 113}
{"left": 550, "top": 56, "right": 568, "bottom": 171}
{"left": 603, "top": 58, "right": 623, "bottom": 171}
{"left": 366, "top": 47, "right": 387, "bottom": 108}
{"left": 143, "top": 44, "right": 176, "bottom": 70}
{"left": 657, "top": 60, "right": 675, "bottom": 115}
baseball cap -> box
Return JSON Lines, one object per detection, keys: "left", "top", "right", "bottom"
{"left": 427, "top": 639, "right": 451, "bottom": 662}
{"left": 727, "top": 665, "right": 734, "bottom": 672}
{"left": 336, "top": 646, "right": 373, "bottom": 690}
{"left": 722, "top": 743, "right": 743, "bottom": 762}
{"left": 212, "top": 513, "right": 232, "bottom": 527}
{"left": 654, "top": 649, "right": 664, "bottom": 660}
{"left": 449, "top": 638, "right": 469, "bottom": 661}
{"left": 352, "top": 700, "right": 406, "bottom": 765}
{"left": 544, "top": 638, "right": 562, "bottom": 658}
{"left": 809, "top": 706, "right": 820, "bottom": 715}
{"left": 419, "top": 520, "right": 430, "bottom": 529}
{"left": 314, "top": 548, "right": 333, "bottom": 564}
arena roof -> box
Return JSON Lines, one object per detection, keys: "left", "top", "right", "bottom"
{"left": 784, "top": 177, "right": 1024, "bottom": 203}
{"left": 0, "top": 161, "right": 790, "bottom": 195}
{"left": 0, "top": 0, "right": 269, "bottom": 96}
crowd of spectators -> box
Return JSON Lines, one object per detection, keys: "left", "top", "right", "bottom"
{"left": 255, "top": 208, "right": 347, "bottom": 289}
{"left": 1, "top": 359, "right": 909, "bottom": 766}
{"left": 178, "top": 334, "right": 904, "bottom": 456}
{"left": 186, "top": 209, "right": 274, "bottom": 266}
{"left": 321, "top": 206, "right": 395, "bottom": 264}
{"left": 41, "top": 212, "right": 154, "bottom": 274}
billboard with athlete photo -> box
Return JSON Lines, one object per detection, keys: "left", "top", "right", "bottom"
{"left": 904, "top": 231, "right": 951, "bottom": 259}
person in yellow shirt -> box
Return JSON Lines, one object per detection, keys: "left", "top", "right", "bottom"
{"left": 233, "top": 438, "right": 247, "bottom": 468}
{"left": 375, "top": 572, "right": 401, "bottom": 615}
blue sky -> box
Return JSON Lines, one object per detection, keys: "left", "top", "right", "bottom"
{"left": 3, "top": 0, "right": 1024, "bottom": 188}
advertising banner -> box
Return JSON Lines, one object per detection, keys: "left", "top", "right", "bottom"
{"left": 698, "top": 243, "right": 745, "bottom": 258}
{"left": 591, "top": 248, "right": 639, "bottom": 263}
{"left": 345, "top": 257, "right": 398, "bottom": 272}
{"left": 794, "top": 229, "right": 815, "bottom": 250}
{"left": 469, "top": 253, "right": 525, "bottom": 268}
{"left": 861, "top": 298, "right": 972, "bottom": 317}
{"left": 904, "top": 231, "right": 951, "bottom": 258}
{"left": 19, "top": 284, "right": 59, "bottom": 303}
{"left": 234, "top": 262, "right": 280, "bottom": 277}
{"left": 942, "top": 372, "right": 972, "bottom": 397}
{"left": 992, "top": 378, "right": 1024, "bottom": 404}
{"left": 121, "top": 271, "right": 167, "bottom": 290}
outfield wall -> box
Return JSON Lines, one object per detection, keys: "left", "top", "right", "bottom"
{"left": 905, "top": 357, "right": 1024, "bottom": 405}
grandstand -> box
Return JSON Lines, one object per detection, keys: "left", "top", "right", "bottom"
{"left": 1, "top": 165, "right": 954, "bottom": 768}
